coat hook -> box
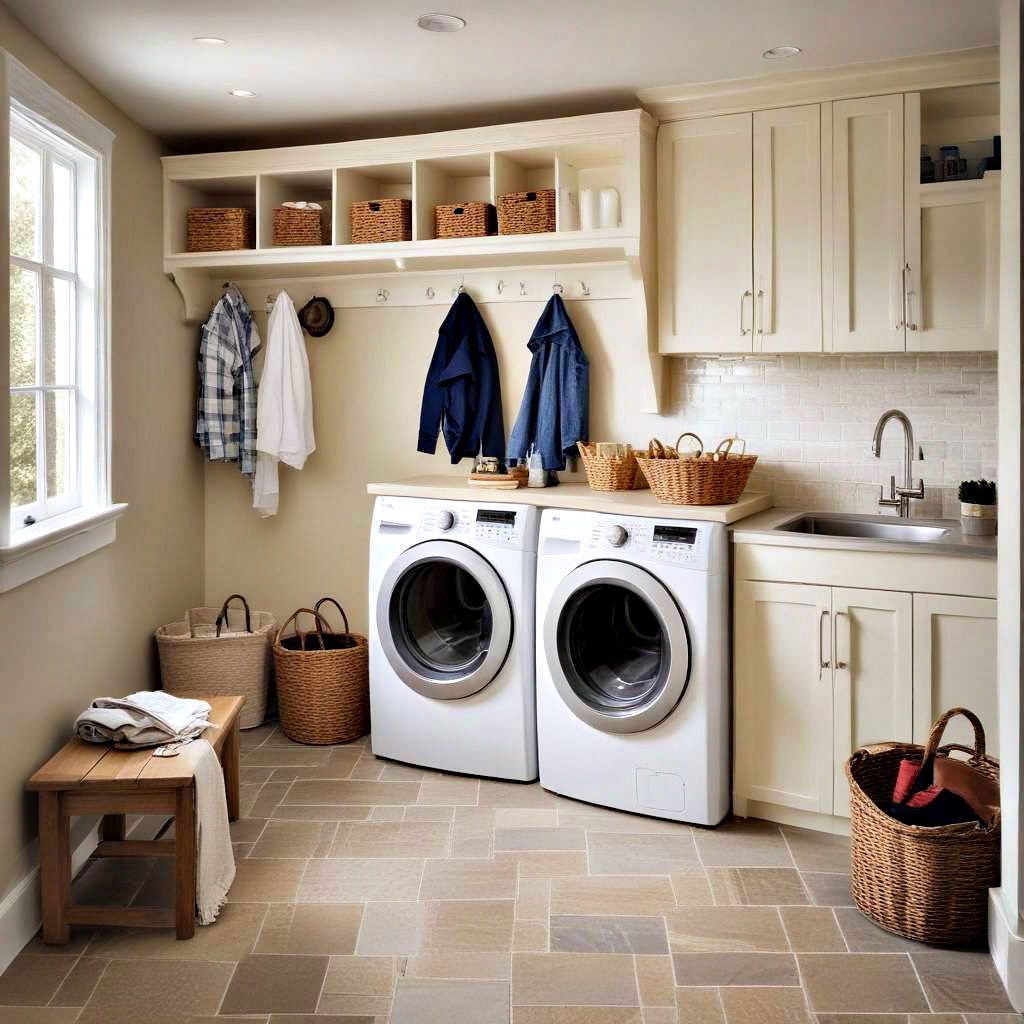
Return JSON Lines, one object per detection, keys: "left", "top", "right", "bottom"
{"left": 579, "top": 280, "right": 590, "bottom": 296}
{"left": 376, "top": 288, "right": 389, "bottom": 303}
{"left": 425, "top": 286, "right": 435, "bottom": 299}
{"left": 552, "top": 282, "right": 564, "bottom": 295}
{"left": 519, "top": 282, "right": 527, "bottom": 296}
{"left": 497, "top": 279, "right": 505, "bottom": 294}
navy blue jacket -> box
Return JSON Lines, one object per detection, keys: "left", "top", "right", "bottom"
{"left": 507, "top": 295, "right": 589, "bottom": 471}
{"left": 417, "top": 292, "right": 506, "bottom": 464}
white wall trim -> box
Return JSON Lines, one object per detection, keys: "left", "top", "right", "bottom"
{"left": 991, "top": 888, "right": 1024, "bottom": 1008}
{"left": 639, "top": 46, "right": 999, "bottom": 122}
{"left": 0, "top": 821, "right": 99, "bottom": 974}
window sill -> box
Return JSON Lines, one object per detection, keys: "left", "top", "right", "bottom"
{"left": 0, "top": 504, "right": 128, "bottom": 593}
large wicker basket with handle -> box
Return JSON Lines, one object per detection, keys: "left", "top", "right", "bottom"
{"left": 635, "top": 434, "right": 757, "bottom": 505}
{"left": 273, "top": 598, "right": 369, "bottom": 745}
{"left": 845, "top": 706, "right": 1000, "bottom": 945}
{"left": 156, "top": 594, "right": 275, "bottom": 729}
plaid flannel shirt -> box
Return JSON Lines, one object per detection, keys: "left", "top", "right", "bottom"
{"left": 195, "top": 286, "right": 262, "bottom": 477}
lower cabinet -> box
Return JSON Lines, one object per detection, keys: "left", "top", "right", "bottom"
{"left": 734, "top": 578, "right": 995, "bottom": 823}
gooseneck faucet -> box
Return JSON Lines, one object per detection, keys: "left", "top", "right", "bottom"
{"left": 871, "top": 409, "right": 925, "bottom": 518}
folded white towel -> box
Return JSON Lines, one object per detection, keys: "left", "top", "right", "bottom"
{"left": 281, "top": 200, "right": 322, "bottom": 210}
{"left": 185, "top": 738, "right": 236, "bottom": 925}
{"left": 75, "top": 692, "right": 213, "bottom": 747}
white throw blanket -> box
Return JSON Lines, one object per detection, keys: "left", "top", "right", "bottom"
{"left": 75, "top": 692, "right": 213, "bottom": 747}
{"left": 187, "top": 738, "right": 236, "bottom": 925}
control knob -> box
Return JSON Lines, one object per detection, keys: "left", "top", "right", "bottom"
{"left": 437, "top": 510, "right": 456, "bottom": 531}
{"left": 606, "top": 525, "right": 629, "bottom": 547}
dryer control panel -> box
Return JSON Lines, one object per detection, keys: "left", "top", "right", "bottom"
{"left": 583, "top": 515, "right": 717, "bottom": 571}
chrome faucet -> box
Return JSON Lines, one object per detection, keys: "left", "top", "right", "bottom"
{"left": 871, "top": 409, "right": 924, "bottom": 518}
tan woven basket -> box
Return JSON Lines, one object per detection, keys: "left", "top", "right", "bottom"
{"left": 635, "top": 434, "right": 757, "bottom": 505}
{"left": 497, "top": 189, "right": 556, "bottom": 234}
{"left": 186, "top": 208, "right": 255, "bottom": 252}
{"left": 273, "top": 599, "right": 370, "bottom": 746}
{"left": 351, "top": 198, "right": 412, "bottom": 244}
{"left": 846, "top": 707, "right": 1000, "bottom": 945}
{"left": 577, "top": 442, "right": 648, "bottom": 491}
{"left": 156, "top": 594, "right": 275, "bottom": 729}
{"left": 435, "top": 202, "right": 496, "bottom": 239}
{"left": 272, "top": 207, "right": 324, "bottom": 246}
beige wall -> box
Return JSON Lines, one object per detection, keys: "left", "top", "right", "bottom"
{"left": 0, "top": 8, "right": 204, "bottom": 901}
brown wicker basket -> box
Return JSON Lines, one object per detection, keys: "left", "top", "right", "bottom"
{"left": 186, "top": 208, "right": 255, "bottom": 252}
{"left": 156, "top": 594, "right": 274, "bottom": 729}
{"left": 635, "top": 434, "right": 757, "bottom": 505}
{"left": 846, "top": 707, "right": 1000, "bottom": 945}
{"left": 577, "top": 442, "right": 648, "bottom": 491}
{"left": 351, "top": 198, "right": 412, "bottom": 244}
{"left": 273, "top": 206, "right": 324, "bottom": 246}
{"left": 497, "top": 189, "right": 556, "bottom": 235}
{"left": 435, "top": 202, "right": 496, "bottom": 239}
{"left": 273, "top": 599, "right": 369, "bottom": 745}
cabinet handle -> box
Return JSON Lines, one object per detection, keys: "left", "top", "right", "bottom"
{"left": 819, "top": 609, "right": 831, "bottom": 678}
{"left": 739, "top": 290, "right": 752, "bottom": 336}
{"left": 904, "top": 263, "right": 918, "bottom": 331}
{"left": 834, "top": 610, "right": 849, "bottom": 670}
{"left": 755, "top": 289, "right": 765, "bottom": 337}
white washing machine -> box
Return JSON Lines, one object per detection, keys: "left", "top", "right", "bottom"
{"left": 536, "top": 508, "right": 729, "bottom": 825}
{"left": 369, "top": 495, "right": 539, "bottom": 781}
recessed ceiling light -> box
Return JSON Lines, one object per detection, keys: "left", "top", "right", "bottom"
{"left": 193, "top": 36, "right": 227, "bottom": 45}
{"left": 228, "top": 89, "right": 256, "bottom": 98}
{"left": 762, "top": 45, "right": 802, "bottom": 59}
{"left": 417, "top": 12, "right": 466, "bottom": 32}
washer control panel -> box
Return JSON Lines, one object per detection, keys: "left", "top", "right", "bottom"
{"left": 584, "top": 515, "right": 711, "bottom": 569}
{"left": 419, "top": 500, "right": 529, "bottom": 548}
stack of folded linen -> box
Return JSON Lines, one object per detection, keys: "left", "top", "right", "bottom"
{"left": 75, "top": 691, "right": 214, "bottom": 748}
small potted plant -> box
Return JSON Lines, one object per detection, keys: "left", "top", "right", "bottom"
{"left": 958, "top": 479, "right": 997, "bottom": 536}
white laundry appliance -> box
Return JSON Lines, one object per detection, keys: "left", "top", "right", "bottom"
{"left": 368, "top": 495, "right": 539, "bottom": 781}
{"left": 535, "top": 508, "right": 729, "bottom": 825}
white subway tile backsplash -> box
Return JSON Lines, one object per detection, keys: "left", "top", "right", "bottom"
{"left": 669, "top": 353, "right": 998, "bottom": 518}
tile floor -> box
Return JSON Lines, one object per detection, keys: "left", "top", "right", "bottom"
{"left": 0, "top": 725, "right": 1018, "bottom": 1023}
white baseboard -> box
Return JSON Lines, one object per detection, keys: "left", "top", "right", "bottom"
{"left": 0, "top": 822, "right": 100, "bottom": 974}
{"left": 990, "top": 887, "right": 1024, "bottom": 1011}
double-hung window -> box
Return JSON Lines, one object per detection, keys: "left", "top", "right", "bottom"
{"left": 2, "top": 53, "right": 121, "bottom": 591}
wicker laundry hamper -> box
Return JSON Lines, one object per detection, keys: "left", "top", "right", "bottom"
{"left": 273, "top": 599, "right": 369, "bottom": 745}
{"left": 635, "top": 434, "right": 757, "bottom": 505}
{"left": 155, "top": 594, "right": 275, "bottom": 729}
{"left": 845, "top": 706, "right": 1000, "bottom": 945}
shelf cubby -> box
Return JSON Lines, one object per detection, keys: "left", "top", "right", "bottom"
{"left": 413, "top": 154, "right": 492, "bottom": 240}
{"left": 165, "top": 175, "right": 257, "bottom": 256}
{"left": 491, "top": 148, "right": 557, "bottom": 231}
{"left": 556, "top": 140, "right": 626, "bottom": 232}
{"left": 920, "top": 82, "right": 1000, "bottom": 182}
{"left": 257, "top": 170, "right": 333, "bottom": 248}
{"left": 334, "top": 162, "right": 414, "bottom": 245}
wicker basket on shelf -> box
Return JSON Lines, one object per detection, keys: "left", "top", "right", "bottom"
{"left": 186, "top": 208, "right": 255, "bottom": 252}
{"left": 846, "top": 707, "right": 1000, "bottom": 945}
{"left": 497, "top": 189, "right": 556, "bottom": 234}
{"left": 635, "top": 434, "right": 757, "bottom": 505}
{"left": 577, "top": 442, "right": 648, "bottom": 491}
{"left": 350, "top": 198, "right": 412, "bottom": 244}
{"left": 273, "top": 206, "right": 324, "bottom": 246}
{"left": 435, "top": 202, "right": 496, "bottom": 239}
{"left": 273, "top": 599, "right": 369, "bottom": 745}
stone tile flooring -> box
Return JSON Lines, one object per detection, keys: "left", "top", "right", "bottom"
{"left": 0, "top": 724, "right": 1019, "bottom": 1023}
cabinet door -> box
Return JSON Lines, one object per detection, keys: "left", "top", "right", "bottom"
{"left": 830, "top": 95, "right": 906, "bottom": 352}
{"left": 753, "top": 105, "right": 822, "bottom": 352}
{"left": 658, "top": 114, "right": 753, "bottom": 353}
{"left": 734, "top": 581, "right": 833, "bottom": 814}
{"left": 913, "top": 594, "right": 998, "bottom": 756}
{"left": 831, "top": 588, "right": 913, "bottom": 817}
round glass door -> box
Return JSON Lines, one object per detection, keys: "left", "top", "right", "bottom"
{"left": 377, "top": 540, "right": 513, "bottom": 700}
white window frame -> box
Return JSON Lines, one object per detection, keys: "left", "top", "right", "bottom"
{"left": 1, "top": 53, "right": 125, "bottom": 592}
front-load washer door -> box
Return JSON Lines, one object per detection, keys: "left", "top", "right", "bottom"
{"left": 544, "top": 560, "right": 691, "bottom": 733}
{"left": 377, "top": 540, "right": 513, "bottom": 700}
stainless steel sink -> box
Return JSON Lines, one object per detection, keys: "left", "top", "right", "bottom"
{"left": 776, "top": 514, "right": 951, "bottom": 543}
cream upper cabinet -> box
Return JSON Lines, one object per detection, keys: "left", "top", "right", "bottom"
{"left": 753, "top": 105, "right": 823, "bottom": 352}
{"left": 828, "top": 95, "right": 906, "bottom": 353}
{"left": 913, "top": 594, "right": 998, "bottom": 756}
{"left": 734, "top": 580, "right": 833, "bottom": 815}
{"left": 658, "top": 113, "right": 753, "bottom": 353}
{"left": 830, "top": 588, "right": 913, "bottom": 817}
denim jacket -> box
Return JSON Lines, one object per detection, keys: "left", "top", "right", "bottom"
{"left": 417, "top": 292, "right": 506, "bottom": 464}
{"left": 507, "top": 295, "right": 589, "bottom": 471}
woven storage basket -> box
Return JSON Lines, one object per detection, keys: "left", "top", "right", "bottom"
{"left": 635, "top": 434, "right": 757, "bottom": 505}
{"left": 272, "top": 206, "right": 323, "bottom": 246}
{"left": 845, "top": 707, "right": 1000, "bottom": 945}
{"left": 577, "top": 442, "right": 648, "bottom": 491}
{"left": 156, "top": 594, "right": 275, "bottom": 729}
{"left": 435, "top": 202, "right": 496, "bottom": 239}
{"left": 273, "top": 599, "right": 370, "bottom": 745}
{"left": 351, "top": 198, "right": 412, "bottom": 244}
{"left": 497, "top": 188, "right": 556, "bottom": 234}
{"left": 186, "top": 208, "right": 255, "bottom": 252}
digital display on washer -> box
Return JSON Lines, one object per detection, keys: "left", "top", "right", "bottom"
{"left": 477, "top": 510, "right": 517, "bottom": 526}
{"left": 653, "top": 525, "right": 698, "bottom": 545}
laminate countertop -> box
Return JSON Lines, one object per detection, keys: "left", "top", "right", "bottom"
{"left": 367, "top": 476, "right": 774, "bottom": 524}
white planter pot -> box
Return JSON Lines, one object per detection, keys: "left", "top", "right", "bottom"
{"left": 961, "top": 501, "right": 997, "bottom": 536}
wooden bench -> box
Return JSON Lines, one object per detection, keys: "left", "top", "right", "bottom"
{"left": 26, "top": 695, "right": 244, "bottom": 942}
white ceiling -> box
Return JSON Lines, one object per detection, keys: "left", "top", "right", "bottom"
{"left": 4, "top": 0, "right": 999, "bottom": 151}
